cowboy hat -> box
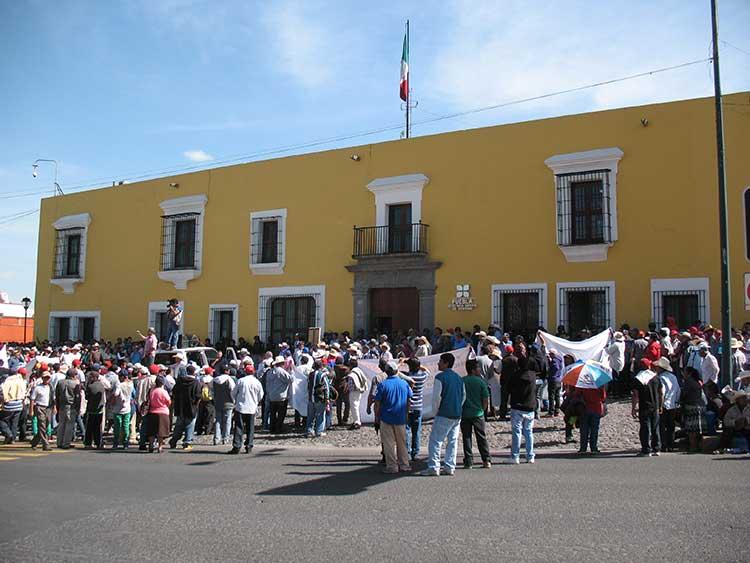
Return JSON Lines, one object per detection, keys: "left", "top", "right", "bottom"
{"left": 273, "top": 356, "right": 286, "bottom": 366}
{"left": 652, "top": 357, "right": 673, "bottom": 372}
{"left": 730, "top": 337, "right": 743, "bottom": 349}
{"left": 485, "top": 335, "right": 501, "bottom": 346}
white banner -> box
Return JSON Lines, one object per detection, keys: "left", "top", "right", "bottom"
{"left": 536, "top": 329, "right": 611, "bottom": 368}
{"left": 0, "top": 345, "right": 7, "bottom": 368}
{"left": 288, "top": 346, "right": 474, "bottom": 423}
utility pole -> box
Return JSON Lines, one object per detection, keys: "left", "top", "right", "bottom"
{"left": 710, "top": 0, "right": 732, "bottom": 387}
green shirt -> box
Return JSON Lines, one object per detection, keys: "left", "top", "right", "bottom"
{"left": 462, "top": 374, "right": 488, "bottom": 419}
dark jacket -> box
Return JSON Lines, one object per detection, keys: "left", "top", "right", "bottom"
{"left": 508, "top": 369, "right": 536, "bottom": 412}
{"left": 172, "top": 374, "right": 202, "bottom": 418}
{"left": 85, "top": 379, "right": 107, "bottom": 414}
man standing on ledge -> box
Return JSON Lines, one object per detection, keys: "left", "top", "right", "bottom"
{"left": 422, "top": 353, "right": 465, "bottom": 476}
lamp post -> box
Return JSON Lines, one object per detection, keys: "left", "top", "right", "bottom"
{"left": 21, "top": 297, "right": 31, "bottom": 343}
{"left": 32, "top": 158, "right": 64, "bottom": 196}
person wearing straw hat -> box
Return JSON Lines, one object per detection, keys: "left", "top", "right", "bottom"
{"left": 265, "top": 356, "right": 294, "bottom": 434}
{"left": 717, "top": 390, "right": 750, "bottom": 453}
{"left": 730, "top": 337, "right": 746, "bottom": 385}
{"left": 654, "top": 357, "right": 680, "bottom": 453}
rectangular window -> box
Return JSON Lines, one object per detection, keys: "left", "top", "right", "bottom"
{"left": 250, "top": 211, "right": 286, "bottom": 271}
{"left": 160, "top": 213, "right": 199, "bottom": 271}
{"left": 558, "top": 283, "right": 614, "bottom": 336}
{"left": 269, "top": 296, "right": 315, "bottom": 345}
{"left": 155, "top": 312, "right": 170, "bottom": 342}
{"left": 261, "top": 220, "right": 279, "bottom": 264}
{"left": 570, "top": 180, "right": 604, "bottom": 245}
{"left": 174, "top": 219, "right": 196, "bottom": 269}
{"left": 492, "top": 285, "right": 547, "bottom": 339}
{"left": 55, "top": 317, "right": 70, "bottom": 342}
{"left": 555, "top": 170, "right": 612, "bottom": 247}
{"left": 209, "top": 306, "right": 237, "bottom": 344}
{"left": 388, "top": 203, "right": 413, "bottom": 253}
{"left": 53, "top": 227, "right": 85, "bottom": 278}
{"left": 653, "top": 290, "right": 707, "bottom": 329}
{"left": 78, "top": 317, "right": 96, "bottom": 343}
{"left": 65, "top": 234, "right": 81, "bottom": 277}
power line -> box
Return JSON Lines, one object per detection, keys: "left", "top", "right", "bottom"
{"left": 0, "top": 209, "right": 39, "bottom": 227}
{"left": 721, "top": 40, "right": 750, "bottom": 57}
{"left": 0, "top": 57, "right": 712, "bottom": 199}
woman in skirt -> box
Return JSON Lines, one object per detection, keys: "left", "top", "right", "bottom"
{"left": 146, "top": 376, "right": 172, "bottom": 453}
{"left": 681, "top": 367, "right": 706, "bottom": 453}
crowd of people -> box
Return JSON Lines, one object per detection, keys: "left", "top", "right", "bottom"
{"left": 1, "top": 317, "right": 749, "bottom": 474}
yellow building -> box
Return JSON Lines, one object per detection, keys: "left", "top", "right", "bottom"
{"left": 34, "top": 93, "right": 750, "bottom": 345}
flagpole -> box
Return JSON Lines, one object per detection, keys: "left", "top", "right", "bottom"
{"left": 405, "top": 19, "right": 410, "bottom": 139}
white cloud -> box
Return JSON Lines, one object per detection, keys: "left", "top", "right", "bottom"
{"left": 183, "top": 150, "right": 214, "bottom": 163}
{"left": 260, "top": 2, "right": 335, "bottom": 89}
{"left": 424, "top": 0, "right": 720, "bottom": 125}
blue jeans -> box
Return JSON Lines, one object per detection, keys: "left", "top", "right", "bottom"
{"left": 170, "top": 415, "right": 196, "bottom": 447}
{"left": 580, "top": 412, "right": 602, "bottom": 452}
{"left": 214, "top": 407, "right": 233, "bottom": 444}
{"left": 312, "top": 402, "right": 327, "bottom": 436}
{"left": 167, "top": 322, "right": 180, "bottom": 349}
{"left": 427, "top": 415, "right": 461, "bottom": 472}
{"left": 406, "top": 411, "right": 423, "bottom": 458}
{"left": 510, "top": 409, "right": 535, "bottom": 460}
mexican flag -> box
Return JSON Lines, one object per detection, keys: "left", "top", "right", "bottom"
{"left": 399, "top": 31, "right": 409, "bottom": 101}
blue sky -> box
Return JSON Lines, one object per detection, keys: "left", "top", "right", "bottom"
{"left": 1, "top": 0, "right": 749, "bottom": 306}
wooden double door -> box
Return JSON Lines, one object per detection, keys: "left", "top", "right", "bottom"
{"left": 370, "top": 287, "right": 419, "bottom": 338}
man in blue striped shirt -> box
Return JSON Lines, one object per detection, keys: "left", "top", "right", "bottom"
{"left": 404, "top": 357, "right": 429, "bottom": 461}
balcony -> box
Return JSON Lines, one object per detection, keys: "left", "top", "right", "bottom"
{"left": 352, "top": 223, "right": 429, "bottom": 259}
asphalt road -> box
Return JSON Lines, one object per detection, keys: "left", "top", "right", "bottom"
{"left": 0, "top": 444, "right": 746, "bottom": 562}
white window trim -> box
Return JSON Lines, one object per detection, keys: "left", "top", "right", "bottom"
{"left": 556, "top": 281, "right": 616, "bottom": 331}
{"left": 365, "top": 173, "right": 429, "bottom": 255}
{"left": 208, "top": 304, "right": 239, "bottom": 343}
{"left": 249, "top": 208, "right": 287, "bottom": 275}
{"left": 650, "top": 277, "right": 710, "bottom": 326}
{"left": 366, "top": 173, "right": 429, "bottom": 226}
{"left": 258, "top": 285, "right": 325, "bottom": 340}
{"left": 491, "top": 283, "right": 548, "bottom": 330}
{"left": 157, "top": 195, "right": 207, "bottom": 290}
{"left": 544, "top": 148, "right": 623, "bottom": 263}
{"left": 51, "top": 213, "right": 91, "bottom": 294}
{"left": 148, "top": 300, "right": 185, "bottom": 340}
{"left": 48, "top": 310, "right": 101, "bottom": 341}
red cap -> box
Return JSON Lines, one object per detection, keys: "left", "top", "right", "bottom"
{"left": 203, "top": 367, "right": 214, "bottom": 374}
{"left": 505, "top": 345, "right": 514, "bottom": 353}
{"left": 18, "top": 367, "right": 27, "bottom": 375}
{"left": 149, "top": 364, "right": 160, "bottom": 375}
{"left": 72, "top": 359, "right": 81, "bottom": 367}
{"left": 244, "top": 364, "right": 255, "bottom": 374}
{"left": 39, "top": 362, "right": 49, "bottom": 371}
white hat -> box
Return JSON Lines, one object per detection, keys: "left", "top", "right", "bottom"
{"left": 730, "top": 337, "right": 743, "bottom": 349}
{"left": 652, "top": 357, "right": 673, "bottom": 372}
{"left": 475, "top": 331, "right": 487, "bottom": 338}
{"left": 273, "top": 356, "right": 286, "bottom": 365}
{"left": 613, "top": 331, "right": 624, "bottom": 341}
{"left": 312, "top": 350, "right": 328, "bottom": 360}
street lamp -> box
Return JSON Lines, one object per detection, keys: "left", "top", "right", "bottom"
{"left": 21, "top": 297, "right": 31, "bottom": 343}
{"left": 32, "top": 158, "right": 64, "bottom": 196}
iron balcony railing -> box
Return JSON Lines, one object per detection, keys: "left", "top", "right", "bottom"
{"left": 353, "top": 222, "right": 429, "bottom": 258}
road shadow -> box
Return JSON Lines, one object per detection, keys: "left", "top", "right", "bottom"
{"left": 258, "top": 460, "right": 414, "bottom": 496}
{"left": 711, "top": 455, "right": 750, "bottom": 461}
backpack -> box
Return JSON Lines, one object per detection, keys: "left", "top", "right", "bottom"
{"left": 201, "top": 384, "right": 212, "bottom": 402}
{"left": 312, "top": 370, "right": 329, "bottom": 403}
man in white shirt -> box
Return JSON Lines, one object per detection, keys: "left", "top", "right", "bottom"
{"left": 699, "top": 344, "right": 720, "bottom": 387}
{"left": 229, "top": 369, "right": 264, "bottom": 454}
{"left": 654, "top": 357, "right": 680, "bottom": 452}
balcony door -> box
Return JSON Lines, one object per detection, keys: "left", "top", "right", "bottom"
{"left": 388, "top": 203, "right": 412, "bottom": 254}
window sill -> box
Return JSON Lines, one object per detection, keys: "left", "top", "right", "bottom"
{"left": 158, "top": 269, "right": 200, "bottom": 289}
{"left": 558, "top": 244, "right": 611, "bottom": 263}
{"left": 51, "top": 277, "right": 83, "bottom": 294}
{"left": 250, "top": 262, "right": 284, "bottom": 275}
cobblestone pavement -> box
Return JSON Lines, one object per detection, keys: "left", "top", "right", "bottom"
{"left": 195, "top": 398, "right": 645, "bottom": 453}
